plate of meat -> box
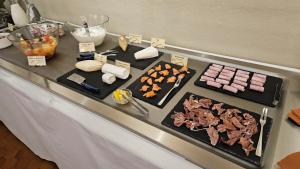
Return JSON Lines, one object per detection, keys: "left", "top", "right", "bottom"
{"left": 194, "top": 63, "right": 283, "bottom": 107}
{"left": 161, "top": 92, "right": 273, "bottom": 167}
{"left": 127, "top": 61, "right": 196, "bottom": 108}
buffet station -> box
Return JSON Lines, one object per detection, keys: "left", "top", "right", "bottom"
{"left": 0, "top": 2, "right": 300, "bottom": 168}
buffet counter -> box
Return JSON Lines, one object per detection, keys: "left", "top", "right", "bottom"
{"left": 0, "top": 32, "right": 300, "bottom": 169}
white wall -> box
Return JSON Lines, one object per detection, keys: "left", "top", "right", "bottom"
{"left": 33, "top": 0, "right": 300, "bottom": 68}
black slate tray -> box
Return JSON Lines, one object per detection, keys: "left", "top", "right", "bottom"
{"left": 162, "top": 92, "right": 273, "bottom": 167}
{"left": 107, "top": 45, "right": 164, "bottom": 70}
{"left": 57, "top": 69, "right": 132, "bottom": 100}
{"left": 194, "top": 64, "right": 283, "bottom": 107}
{"left": 127, "top": 61, "right": 196, "bottom": 108}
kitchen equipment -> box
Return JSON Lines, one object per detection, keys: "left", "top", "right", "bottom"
{"left": 158, "top": 75, "right": 182, "bottom": 106}
{"left": 256, "top": 107, "right": 268, "bottom": 157}
{"left": 10, "top": 0, "right": 28, "bottom": 27}
{"left": 67, "top": 14, "right": 109, "bottom": 46}
{"left": 67, "top": 73, "right": 100, "bottom": 93}
{"left": 0, "top": 32, "right": 12, "bottom": 49}
{"left": 7, "top": 22, "right": 59, "bottom": 59}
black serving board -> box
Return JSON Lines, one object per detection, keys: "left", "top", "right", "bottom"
{"left": 57, "top": 69, "right": 132, "bottom": 100}
{"left": 127, "top": 61, "right": 196, "bottom": 108}
{"left": 194, "top": 64, "right": 283, "bottom": 107}
{"left": 107, "top": 45, "right": 164, "bottom": 70}
{"left": 161, "top": 92, "right": 273, "bottom": 167}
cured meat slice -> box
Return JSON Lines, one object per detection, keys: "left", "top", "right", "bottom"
{"left": 218, "top": 74, "right": 232, "bottom": 81}
{"left": 212, "top": 103, "right": 225, "bottom": 115}
{"left": 179, "top": 66, "right": 189, "bottom": 73}
{"left": 217, "top": 124, "right": 227, "bottom": 133}
{"left": 172, "top": 112, "right": 186, "bottom": 127}
{"left": 155, "top": 64, "right": 162, "bottom": 71}
{"left": 234, "top": 76, "right": 248, "bottom": 82}
{"left": 152, "top": 84, "right": 161, "bottom": 91}
{"left": 155, "top": 76, "right": 164, "bottom": 83}
{"left": 212, "top": 64, "right": 223, "bottom": 69}
{"left": 253, "top": 73, "right": 267, "bottom": 80}
{"left": 172, "top": 68, "right": 180, "bottom": 76}
{"left": 223, "top": 85, "right": 238, "bottom": 93}
{"left": 239, "top": 136, "right": 256, "bottom": 156}
{"left": 200, "top": 75, "right": 214, "bottom": 82}
{"left": 165, "top": 64, "right": 171, "bottom": 70}
{"left": 204, "top": 72, "right": 218, "bottom": 78}
{"left": 147, "top": 78, "right": 153, "bottom": 85}
{"left": 207, "top": 80, "right": 222, "bottom": 88}
{"left": 221, "top": 69, "right": 235, "bottom": 75}
{"left": 231, "top": 117, "right": 245, "bottom": 129}
{"left": 235, "top": 73, "right": 249, "bottom": 79}
{"left": 252, "top": 76, "right": 266, "bottom": 84}
{"left": 237, "top": 70, "right": 250, "bottom": 75}
{"left": 233, "top": 80, "right": 247, "bottom": 87}
{"left": 198, "top": 98, "right": 213, "bottom": 108}
{"left": 150, "top": 72, "right": 157, "bottom": 78}
{"left": 148, "top": 69, "right": 155, "bottom": 75}
{"left": 224, "top": 66, "right": 236, "bottom": 71}
{"left": 231, "top": 83, "right": 245, "bottom": 92}
{"left": 250, "top": 84, "right": 264, "bottom": 92}
{"left": 167, "top": 76, "right": 177, "bottom": 83}
{"left": 251, "top": 80, "right": 264, "bottom": 87}
{"left": 159, "top": 70, "right": 169, "bottom": 77}
{"left": 140, "top": 85, "right": 149, "bottom": 92}
{"left": 141, "top": 76, "right": 149, "bottom": 83}
{"left": 216, "top": 78, "right": 230, "bottom": 85}
{"left": 143, "top": 90, "right": 156, "bottom": 98}
{"left": 206, "top": 126, "right": 219, "bottom": 146}
{"left": 209, "top": 66, "right": 222, "bottom": 72}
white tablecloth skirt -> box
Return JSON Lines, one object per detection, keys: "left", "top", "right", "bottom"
{"left": 0, "top": 68, "right": 201, "bottom": 169}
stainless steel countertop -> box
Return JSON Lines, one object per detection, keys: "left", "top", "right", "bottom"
{"left": 1, "top": 32, "right": 300, "bottom": 169}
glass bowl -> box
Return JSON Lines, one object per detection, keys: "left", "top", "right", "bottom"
{"left": 66, "top": 15, "right": 109, "bottom": 46}
{"left": 7, "top": 23, "right": 59, "bottom": 59}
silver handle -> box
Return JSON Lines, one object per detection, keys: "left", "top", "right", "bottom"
{"left": 256, "top": 124, "right": 264, "bottom": 157}
{"left": 130, "top": 101, "right": 148, "bottom": 115}
{"left": 131, "top": 97, "right": 149, "bottom": 112}
{"left": 158, "top": 87, "right": 174, "bottom": 106}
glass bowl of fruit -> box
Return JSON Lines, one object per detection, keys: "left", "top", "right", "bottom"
{"left": 7, "top": 23, "right": 59, "bottom": 59}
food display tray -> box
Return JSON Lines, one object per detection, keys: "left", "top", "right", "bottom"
{"left": 127, "top": 61, "right": 196, "bottom": 108}
{"left": 194, "top": 63, "right": 283, "bottom": 107}
{"left": 57, "top": 69, "right": 132, "bottom": 100}
{"left": 161, "top": 92, "right": 273, "bottom": 167}
{"left": 107, "top": 45, "right": 164, "bottom": 70}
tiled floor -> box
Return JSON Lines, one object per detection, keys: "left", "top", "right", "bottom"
{"left": 0, "top": 121, "right": 59, "bottom": 169}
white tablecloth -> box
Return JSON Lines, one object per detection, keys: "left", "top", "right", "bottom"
{"left": 0, "top": 68, "right": 201, "bottom": 169}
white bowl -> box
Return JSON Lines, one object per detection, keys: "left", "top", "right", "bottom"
{"left": 0, "top": 33, "right": 12, "bottom": 49}
{"left": 71, "top": 26, "right": 106, "bottom": 46}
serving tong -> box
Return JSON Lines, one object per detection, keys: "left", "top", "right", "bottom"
{"left": 99, "top": 49, "right": 118, "bottom": 57}
{"left": 256, "top": 107, "right": 268, "bottom": 157}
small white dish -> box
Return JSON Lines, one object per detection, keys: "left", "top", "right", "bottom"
{"left": 0, "top": 33, "right": 12, "bottom": 49}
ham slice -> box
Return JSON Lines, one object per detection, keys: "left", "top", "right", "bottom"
{"left": 231, "top": 83, "right": 245, "bottom": 92}
{"left": 212, "top": 64, "right": 223, "bottom": 69}
{"left": 253, "top": 73, "right": 267, "bottom": 80}
{"left": 216, "top": 78, "right": 230, "bottom": 85}
{"left": 207, "top": 80, "right": 222, "bottom": 88}
{"left": 251, "top": 80, "right": 264, "bottom": 87}
{"left": 234, "top": 76, "right": 248, "bottom": 82}
{"left": 224, "top": 66, "right": 236, "bottom": 71}
{"left": 209, "top": 66, "right": 222, "bottom": 72}
{"left": 233, "top": 80, "right": 247, "bottom": 87}
{"left": 218, "top": 74, "right": 232, "bottom": 81}
{"left": 237, "top": 70, "right": 250, "bottom": 75}
{"left": 200, "top": 75, "right": 214, "bottom": 82}
{"left": 250, "top": 84, "right": 264, "bottom": 92}
{"left": 204, "top": 71, "right": 218, "bottom": 78}
{"left": 252, "top": 76, "right": 266, "bottom": 83}
{"left": 235, "top": 73, "right": 249, "bottom": 79}
{"left": 223, "top": 85, "right": 238, "bottom": 93}
{"left": 221, "top": 69, "right": 235, "bottom": 76}
{"left": 206, "top": 126, "right": 219, "bottom": 146}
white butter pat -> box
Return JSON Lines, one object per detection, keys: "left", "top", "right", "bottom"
{"left": 102, "top": 63, "right": 130, "bottom": 79}
{"left": 75, "top": 60, "right": 103, "bottom": 72}
{"left": 134, "top": 46, "right": 159, "bottom": 60}
{"left": 102, "top": 73, "right": 116, "bottom": 84}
